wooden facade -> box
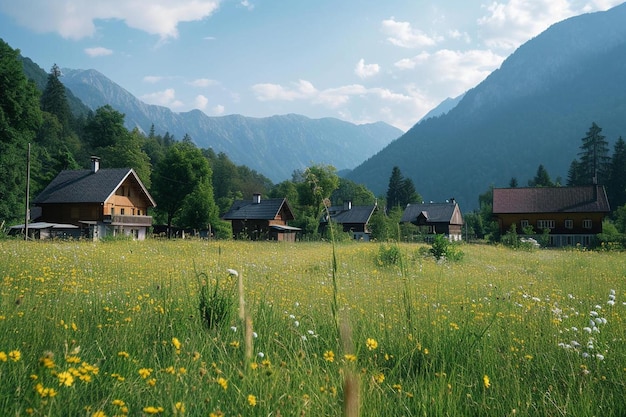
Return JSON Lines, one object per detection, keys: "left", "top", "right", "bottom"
{"left": 223, "top": 194, "right": 300, "bottom": 241}
{"left": 33, "top": 158, "right": 156, "bottom": 240}
{"left": 492, "top": 186, "right": 610, "bottom": 247}
{"left": 400, "top": 200, "right": 464, "bottom": 241}
{"left": 320, "top": 201, "right": 378, "bottom": 241}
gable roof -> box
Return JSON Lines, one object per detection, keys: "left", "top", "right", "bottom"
{"left": 222, "top": 198, "right": 295, "bottom": 221}
{"left": 325, "top": 205, "right": 377, "bottom": 225}
{"left": 401, "top": 202, "right": 462, "bottom": 224}
{"left": 492, "top": 186, "right": 610, "bottom": 214}
{"left": 33, "top": 168, "right": 156, "bottom": 207}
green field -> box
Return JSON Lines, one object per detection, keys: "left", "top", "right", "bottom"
{"left": 1, "top": 240, "right": 624, "bottom": 416}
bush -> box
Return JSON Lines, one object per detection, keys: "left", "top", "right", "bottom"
{"left": 375, "top": 244, "right": 401, "bottom": 267}
{"left": 430, "top": 234, "right": 464, "bottom": 261}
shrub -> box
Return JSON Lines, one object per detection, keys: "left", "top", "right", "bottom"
{"left": 375, "top": 244, "right": 401, "bottom": 267}
{"left": 430, "top": 234, "right": 464, "bottom": 261}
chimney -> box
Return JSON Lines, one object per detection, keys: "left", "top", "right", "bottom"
{"left": 91, "top": 156, "right": 100, "bottom": 173}
{"left": 343, "top": 201, "right": 352, "bottom": 211}
{"left": 449, "top": 197, "right": 455, "bottom": 205}
{"left": 252, "top": 193, "right": 261, "bottom": 204}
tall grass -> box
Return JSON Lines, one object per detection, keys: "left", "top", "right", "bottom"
{"left": 0, "top": 240, "right": 625, "bottom": 416}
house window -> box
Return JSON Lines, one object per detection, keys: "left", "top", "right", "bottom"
{"left": 120, "top": 208, "right": 125, "bottom": 215}
{"left": 111, "top": 207, "right": 115, "bottom": 215}
{"left": 520, "top": 220, "right": 529, "bottom": 229}
{"left": 537, "top": 220, "right": 555, "bottom": 229}
{"left": 138, "top": 209, "right": 142, "bottom": 216}
{"left": 132, "top": 208, "right": 135, "bottom": 215}
{"left": 564, "top": 219, "right": 573, "bottom": 229}
{"left": 583, "top": 219, "right": 592, "bottom": 229}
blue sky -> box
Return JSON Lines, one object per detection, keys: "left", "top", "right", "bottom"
{"left": 1, "top": 0, "right": 623, "bottom": 131}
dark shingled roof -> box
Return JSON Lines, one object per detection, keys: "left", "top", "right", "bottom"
{"left": 33, "top": 168, "right": 156, "bottom": 206}
{"left": 222, "top": 198, "right": 294, "bottom": 220}
{"left": 327, "top": 205, "right": 376, "bottom": 225}
{"left": 492, "top": 186, "right": 610, "bottom": 214}
{"left": 401, "top": 202, "right": 460, "bottom": 224}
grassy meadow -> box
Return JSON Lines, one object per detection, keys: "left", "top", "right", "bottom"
{"left": 0, "top": 239, "right": 625, "bottom": 416}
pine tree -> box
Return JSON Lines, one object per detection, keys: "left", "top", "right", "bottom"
{"left": 578, "top": 122, "right": 611, "bottom": 185}
{"left": 528, "top": 164, "right": 554, "bottom": 187}
{"left": 40, "top": 64, "right": 72, "bottom": 132}
{"left": 386, "top": 166, "right": 421, "bottom": 208}
{"left": 608, "top": 136, "right": 626, "bottom": 208}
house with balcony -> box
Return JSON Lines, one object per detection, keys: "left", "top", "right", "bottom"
{"left": 492, "top": 185, "right": 610, "bottom": 247}
{"left": 31, "top": 157, "right": 156, "bottom": 240}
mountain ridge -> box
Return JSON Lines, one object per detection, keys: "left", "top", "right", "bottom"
{"left": 347, "top": 3, "right": 626, "bottom": 211}
{"left": 59, "top": 68, "right": 403, "bottom": 183}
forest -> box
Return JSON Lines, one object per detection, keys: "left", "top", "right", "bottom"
{"left": 2, "top": 39, "right": 626, "bottom": 245}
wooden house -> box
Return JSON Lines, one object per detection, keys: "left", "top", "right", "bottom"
{"left": 32, "top": 157, "right": 156, "bottom": 240}
{"left": 320, "top": 201, "right": 378, "bottom": 241}
{"left": 400, "top": 199, "right": 464, "bottom": 241}
{"left": 222, "top": 194, "right": 300, "bottom": 241}
{"left": 492, "top": 185, "right": 610, "bottom": 247}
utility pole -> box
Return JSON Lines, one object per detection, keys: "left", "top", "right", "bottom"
{"left": 24, "top": 143, "right": 30, "bottom": 241}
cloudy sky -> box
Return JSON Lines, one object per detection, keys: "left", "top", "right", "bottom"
{"left": 0, "top": 0, "right": 623, "bottom": 131}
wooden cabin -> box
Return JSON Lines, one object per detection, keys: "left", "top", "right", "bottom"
{"left": 492, "top": 185, "right": 610, "bottom": 247}
{"left": 400, "top": 199, "right": 464, "bottom": 241}
{"left": 222, "top": 194, "right": 300, "bottom": 241}
{"left": 32, "top": 157, "right": 156, "bottom": 240}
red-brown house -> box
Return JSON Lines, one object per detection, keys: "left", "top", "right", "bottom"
{"left": 222, "top": 194, "right": 300, "bottom": 241}
{"left": 31, "top": 157, "right": 156, "bottom": 240}
{"left": 492, "top": 185, "right": 611, "bottom": 247}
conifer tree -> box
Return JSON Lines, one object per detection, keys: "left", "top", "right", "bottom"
{"left": 578, "top": 122, "right": 611, "bottom": 185}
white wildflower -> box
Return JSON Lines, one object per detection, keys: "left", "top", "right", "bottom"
{"left": 590, "top": 311, "right": 599, "bottom": 317}
{"left": 583, "top": 327, "right": 592, "bottom": 333}
{"left": 596, "top": 353, "right": 605, "bottom": 361}
{"left": 607, "top": 300, "right": 615, "bottom": 306}
{"left": 227, "top": 268, "right": 239, "bottom": 277}
{"left": 294, "top": 320, "right": 300, "bottom": 327}
{"left": 230, "top": 326, "right": 237, "bottom": 332}
{"left": 257, "top": 352, "right": 265, "bottom": 358}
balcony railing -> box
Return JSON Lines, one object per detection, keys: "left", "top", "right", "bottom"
{"left": 104, "top": 215, "right": 153, "bottom": 227}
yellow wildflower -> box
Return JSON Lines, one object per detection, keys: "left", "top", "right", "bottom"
{"left": 138, "top": 368, "right": 153, "bottom": 379}
{"left": 57, "top": 371, "right": 74, "bottom": 387}
{"left": 483, "top": 374, "right": 491, "bottom": 389}
{"left": 374, "top": 372, "right": 385, "bottom": 383}
{"left": 112, "top": 400, "right": 125, "bottom": 407}
{"left": 216, "top": 377, "right": 228, "bottom": 390}
{"left": 91, "top": 411, "right": 106, "bottom": 417}
{"left": 175, "top": 402, "right": 186, "bottom": 413}
{"left": 248, "top": 394, "right": 257, "bottom": 406}
{"left": 9, "top": 350, "right": 21, "bottom": 362}
{"left": 172, "top": 337, "right": 182, "bottom": 352}
{"left": 117, "top": 351, "right": 130, "bottom": 359}
{"left": 344, "top": 354, "right": 357, "bottom": 362}
{"left": 143, "top": 406, "right": 164, "bottom": 414}
{"left": 147, "top": 378, "right": 157, "bottom": 387}
{"left": 366, "top": 338, "right": 378, "bottom": 351}
{"left": 323, "top": 350, "right": 335, "bottom": 362}
{"left": 0, "top": 352, "right": 7, "bottom": 362}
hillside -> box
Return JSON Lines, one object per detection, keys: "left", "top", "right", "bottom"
{"left": 347, "top": 3, "right": 626, "bottom": 211}
{"left": 59, "top": 69, "right": 403, "bottom": 183}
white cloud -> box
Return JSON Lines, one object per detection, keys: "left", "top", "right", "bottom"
{"left": 354, "top": 59, "right": 380, "bottom": 79}
{"left": 381, "top": 17, "right": 440, "bottom": 48}
{"left": 212, "top": 104, "right": 225, "bottom": 115}
{"left": 143, "top": 75, "right": 164, "bottom": 83}
{"left": 240, "top": 0, "right": 254, "bottom": 10}
{"left": 188, "top": 78, "right": 218, "bottom": 87}
{"left": 475, "top": 0, "right": 621, "bottom": 51}
{"left": 252, "top": 80, "right": 318, "bottom": 101}
{"left": 140, "top": 88, "right": 183, "bottom": 108}
{"left": 84, "top": 47, "right": 113, "bottom": 57}
{"left": 194, "top": 94, "right": 209, "bottom": 110}
{"left": 0, "top": 0, "right": 221, "bottom": 40}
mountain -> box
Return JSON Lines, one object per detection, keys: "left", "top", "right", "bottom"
{"left": 59, "top": 69, "right": 403, "bottom": 183}
{"left": 347, "top": 3, "right": 626, "bottom": 211}
{"left": 418, "top": 94, "right": 464, "bottom": 123}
